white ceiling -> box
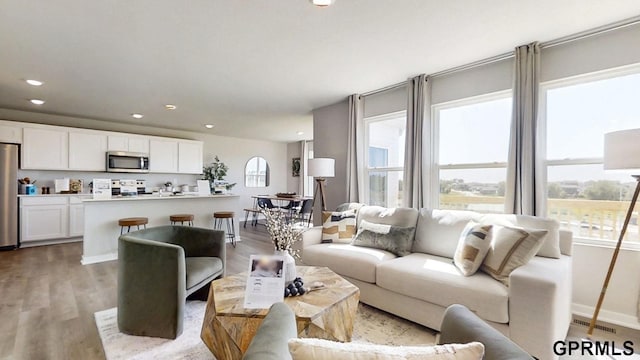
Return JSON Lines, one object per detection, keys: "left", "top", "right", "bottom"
{"left": 1, "top": 1, "right": 639, "bottom": 142}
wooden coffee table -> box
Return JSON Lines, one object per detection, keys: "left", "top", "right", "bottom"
{"left": 200, "top": 266, "right": 360, "bottom": 360}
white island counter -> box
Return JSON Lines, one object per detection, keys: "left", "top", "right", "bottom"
{"left": 81, "top": 194, "right": 240, "bottom": 264}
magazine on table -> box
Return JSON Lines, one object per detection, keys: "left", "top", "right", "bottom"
{"left": 243, "top": 255, "right": 285, "bottom": 309}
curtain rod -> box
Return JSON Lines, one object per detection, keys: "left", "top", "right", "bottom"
{"left": 360, "top": 14, "right": 640, "bottom": 97}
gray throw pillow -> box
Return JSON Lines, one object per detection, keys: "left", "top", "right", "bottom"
{"left": 351, "top": 220, "right": 416, "bottom": 256}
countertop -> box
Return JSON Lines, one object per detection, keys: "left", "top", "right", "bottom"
{"left": 82, "top": 193, "right": 239, "bottom": 203}
{"left": 18, "top": 193, "right": 93, "bottom": 197}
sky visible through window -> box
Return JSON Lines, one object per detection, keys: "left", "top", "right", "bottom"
{"left": 438, "top": 72, "right": 640, "bottom": 184}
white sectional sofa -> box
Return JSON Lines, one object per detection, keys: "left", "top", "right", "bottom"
{"left": 301, "top": 206, "right": 573, "bottom": 360}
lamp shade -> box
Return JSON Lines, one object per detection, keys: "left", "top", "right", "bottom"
{"left": 604, "top": 128, "right": 640, "bottom": 170}
{"left": 308, "top": 158, "right": 335, "bottom": 178}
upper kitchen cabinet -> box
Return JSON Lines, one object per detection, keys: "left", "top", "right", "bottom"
{"left": 178, "top": 141, "right": 203, "bottom": 174}
{"left": 68, "top": 131, "right": 108, "bottom": 171}
{"left": 108, "top": 135, "right": 149, "bottom": 154}
{"left": 128, "top": 136, "right": 149, "bottom": 153}
{"left": 149, "top": 138, "right": 178, "bottom": 173}
{"left": 22, "top": 127, "right": 69, "bottom": 170}
{"left": 0, "top": 122, "right": 22, "bottom": 143}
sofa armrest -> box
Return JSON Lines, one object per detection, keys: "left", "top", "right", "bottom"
{"left": 117, "top": 236, "right": 186, "bottom": 338}
{"left": 302, "top": 226, "right": 322, "bottom": 248}
{"left": 172, "top": 227, "right": 227, "bottom": 276}
{"left": 439, "top": 304, "right": 533, "bottom": 360}
{"left": 244, "top": 303, "right": 297, "bottom": 360}
{"left": 509, "top": 255, "right": 572, "bottom": 360}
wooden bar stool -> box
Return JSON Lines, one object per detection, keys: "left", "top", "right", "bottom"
{"left": 213, "top": 211, "right": 236, "bottom": 248}
{"left": 169, "top": 214, "right": 194, "bottom": 226}
{"left": 118, "top": 217, "right": 148, "bottom": 235}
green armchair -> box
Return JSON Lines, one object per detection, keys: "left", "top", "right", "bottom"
{"left": 117, "top": 226, "right": 226, "bottom": 339}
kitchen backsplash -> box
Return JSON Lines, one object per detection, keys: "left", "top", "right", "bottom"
{"left": 17, "top": 170, "right": 201, "bottom": 193}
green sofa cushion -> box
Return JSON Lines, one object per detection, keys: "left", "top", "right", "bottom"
{"left": 185, "top": 257, "right": 223, "bottom": 290}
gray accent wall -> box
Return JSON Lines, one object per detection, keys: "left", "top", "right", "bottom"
{"left": 312, "top": 99, "right": 349, "bottom": 224}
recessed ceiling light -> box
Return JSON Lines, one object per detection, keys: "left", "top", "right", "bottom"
{"left": 29, "top": 99, "right": 45, "bottom": 105}
{"left": 131, "top": 113, "right": 144, "bottom": 119}
{"left": 26, "top": 79, "right": 44, "bottom": 86}
{"left": 204, "top": 124, "right": 214, "bottom": 129}
{"left": 309, "top": 0, "right": 335, "bottom": 7}
{"left": 164, "top": 104, "right": 177, "bottom": 110}
{"left": 297, "top": 131, "right": 304, "bottom": 135}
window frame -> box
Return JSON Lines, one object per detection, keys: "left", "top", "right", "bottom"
{"left": 431, "top": 90, "right": 513, "bottom": 210}
{"left": 363, "top": 110, "right": 407, "bottom": 207}
{"left": 538, "top": 63, "right": 640, "bottom": 250}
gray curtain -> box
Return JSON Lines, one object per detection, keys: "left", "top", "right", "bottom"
{"left": 505, "top": 42, "right": 544, "bottom": 216}
{"left": 346, "top": 94, "right": 364, "bottom": 203}
{"left": 403, "top": 74, "right": 431, "bottom": 209}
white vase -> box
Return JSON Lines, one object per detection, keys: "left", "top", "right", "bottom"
{"left": 275, "top": 250, "right": 297, "bottom": 284}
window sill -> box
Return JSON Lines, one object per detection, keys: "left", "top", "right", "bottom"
{"left": 572, "top": 236, "right": 640, "bottom": 252}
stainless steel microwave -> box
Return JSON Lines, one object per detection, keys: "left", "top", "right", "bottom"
{"left": 106, "top": 151, "right": 150, "bottom": 173}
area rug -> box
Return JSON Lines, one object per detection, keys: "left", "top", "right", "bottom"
{"left": 95, "top": 301, "right": 436, "bottom": 360}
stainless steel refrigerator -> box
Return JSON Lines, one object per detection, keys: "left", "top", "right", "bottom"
{"left": 0, "top": 143, "right": 19, "bottom": 250}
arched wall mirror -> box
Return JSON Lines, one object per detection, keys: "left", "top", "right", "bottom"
{"left": 245, "top": 156, "right": 270, "bottom": 187}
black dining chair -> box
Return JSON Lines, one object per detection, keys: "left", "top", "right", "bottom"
{"left": 292, "top": 199, "right": 313, "bottom": 226}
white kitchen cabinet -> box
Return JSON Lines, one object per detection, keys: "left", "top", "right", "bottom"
{"left": 22, "top": 127, "right": 69, "bottom": 170}
{"left": 0, "top": 123, "right": 22, "bottom": 143}
{"left": 128, "top": 136, "right": 149, "bottom": 153}
{"left": 20, "top": 197, "right": 69, "bottom": 242}
{"left": 68, "top": 132, "right": 108, "bottom": 171}
{"left": 149, "top": 138, "right": 178, "bottom": 173}
{"left": 108, "top": 135, "right": 149, "bottom": 153}
{"left": 68, "top": 204, "right": 85, "bottom": 237}
{"left": 107, "top": 135, "right": 128, "bottom": 151}
{"left": 178, "top": 141, "right": 203, "bottom": 174}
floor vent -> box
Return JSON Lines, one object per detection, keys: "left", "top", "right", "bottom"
{"left": 572, "top": 319, "right": 617, "bottom": 334}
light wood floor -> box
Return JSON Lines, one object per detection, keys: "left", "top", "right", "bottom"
{"left": 2, "top": 225, "right": 638, "bottom": 359}
{"left": 0, "top": 225, "right": 274, "bottom": 360}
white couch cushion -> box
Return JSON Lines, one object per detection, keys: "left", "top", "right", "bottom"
{"left": 480, "top": 214, "right": 561, "bottom": 259}
{"left": 302, "top": 243, "right": 396, "bottom": 283}
{"left": 357, "top": 206, "right": 419, "bottom": 228}
{"left": 288, "top": 338, "right": 485, "bottom": 360}
{"left": 376, "top": 253, "right": 509, "bottom": 323}
{"left": 413, "top": 209, "right": 482, "bottom": 258}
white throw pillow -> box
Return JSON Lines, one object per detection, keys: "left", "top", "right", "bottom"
{"left": 480, "top": 225, "right": 547, "bottom": 286}
{"left": 288, "top": 338, "right": 484, "bottom": 360}
{"left": 454, "top": 222, "right": 493, "bottom": 276}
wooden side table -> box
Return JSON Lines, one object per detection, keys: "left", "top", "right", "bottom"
{"left": 200, "top": 266, "right": 360, "bottom": 360}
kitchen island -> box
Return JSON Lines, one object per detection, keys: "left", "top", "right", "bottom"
{"left": 81, "top": 194, "right": 240, "bottom": 264}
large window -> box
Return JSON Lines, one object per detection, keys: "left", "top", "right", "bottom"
{"left": 542, "top": 67, "right": 640, "bottom": 244}
{"left": 364, "top": 111, "right": 406, "bottom": 207}
{"left": 434, "top": 93, "right": 512, "bottom": 212}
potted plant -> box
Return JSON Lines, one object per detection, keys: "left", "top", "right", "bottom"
{"left": 203, "top": 156, "right": 236, "bottom": 193}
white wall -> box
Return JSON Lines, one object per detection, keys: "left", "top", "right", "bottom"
{"left": 1, "top": 108, "right": 288, "bottom": 218}
{"left": 572, "top": 244, "right": 640, "bottom": 330}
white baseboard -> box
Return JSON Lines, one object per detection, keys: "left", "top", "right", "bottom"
{"left": 81, "top": 253, "right": 118, "bottom": 265}
{"left": 20, "top": 237, "right": 82, "bottom": 248}
{"left": 573, "top": 303, "right": 640, "bottom": 330}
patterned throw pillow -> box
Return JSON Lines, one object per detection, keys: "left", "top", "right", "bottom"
{"left": 351, "top": 220, "right": 416, "bottom": 256}
{"left": 288, "top": 338, "right": 485, "bottom": 360}
{"left": 480, "top": 225, "right": 548, "bottom": 286}
{"left": 321, "top": 210, "right": 357, "bottom": 244}
{"left": 454, "top": 222, "right": 493, "bottom": 276}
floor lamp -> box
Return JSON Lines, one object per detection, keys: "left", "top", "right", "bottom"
{"left": 588, "top": 128, "right": 640, "bottom": 337}
{"left": 308, "top": 158, "right": 335, "bottom": 212}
